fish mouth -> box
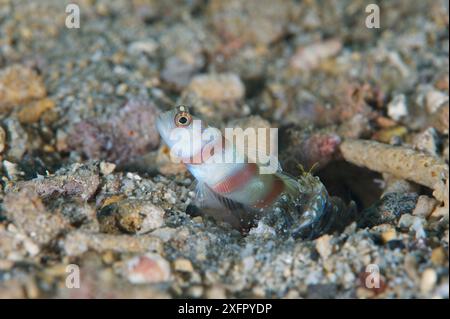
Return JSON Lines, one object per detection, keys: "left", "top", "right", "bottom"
{"left": 155, "top": 114, "right": 166, "bottom": 136}
{"left": 156, "top": 113, "right": 163, "bottom": 127}
{"left": 155, "top": 110, "right": 176, "bottom": 142}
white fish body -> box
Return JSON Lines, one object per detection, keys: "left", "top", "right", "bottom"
{"left": 156, "top": 106, "right": 299, "bottom": 228}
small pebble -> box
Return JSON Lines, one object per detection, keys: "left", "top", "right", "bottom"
{"left": 430, "top": 102, "right": 449, "bottom": 134}
{"left": 206, "top": 285, "right": 227, "bottom": 299}
{"left": 413, "top": 128, "right": 440, "bottom": 156}
{"left": 173, "top": 258, "right": 194, "bottom": 273}
{"left": 404, "top": 254, "right": 419, "bottom": 282}
{"left": 420, "top": 268, "right": 437, "bottom": 294}
{"left": 125, "top": 253, "right": 171, "bottom": 284}
{"left": 290, "top": 39, "right": 342, "bottom": 71}
{"left": 425, "top": 90, "right": 448, "bottom": 114}
{"left": 115, "top": 83, "right": 128, "bottom": 96}
{"left": 315, "top": 235, "right": 332, "bottom": 259}
{"left": 387, "top": 95, "right": 408, "bottom": 121}
{"left": 99, "top": 161, "right": 116, "bottom": 175}
{"left": 187, "top": 286, "right": 203, "bottom": 298}
{"left": 0, "top": 64, "right": 46, "bottom": 113}
{"left": 0, "top": 260, "right": 14, "bottom": 270}
{"left": 412, "top": 195, "right": 438, "bottom": 218}
{"left": 23, "top": 239, "right": 40, "bottom": 256}
{"left": 18, "top": 98, "right": 55, "bottom": 124}
{"left": 381, "top": 228, "right": 397, "bottom": 243}
{"left": 398, "top": 214, "right": 418, "bottom": 229}
{"left": 128, "top": 40, "right": 158, "bottom": 55}
{"left": 412, "top": 218, "right": 427, "bottom": 239}
{"left": 2, "top": 160, "right": 23, "bottom": 180}
{"left": 187, "top": 73, "right": 245, "bottom": 102}
{"left": 431, "top": 247, "right": 447, "bottom": 266}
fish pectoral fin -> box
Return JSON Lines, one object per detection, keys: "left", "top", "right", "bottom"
{"left": 192, "top": 182, "right": 259, "bottom": 231}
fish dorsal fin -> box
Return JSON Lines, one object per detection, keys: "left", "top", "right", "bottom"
{"left": 223, "top": 134, "right": 282, "bottom": 175}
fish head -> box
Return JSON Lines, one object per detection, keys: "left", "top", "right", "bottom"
{"left": 156, "top": 105, "right": 204, "bottom": 160}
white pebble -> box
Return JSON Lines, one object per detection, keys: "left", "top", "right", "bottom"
{"left": 387, "top": 94, "right": 408, "bottom": 121}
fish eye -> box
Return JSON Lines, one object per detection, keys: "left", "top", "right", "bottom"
{"left": 178, "top": 116, "right": 188, "bottom": 124}
{"left": 175, "top": 112, "right": 192, "bottom": 127}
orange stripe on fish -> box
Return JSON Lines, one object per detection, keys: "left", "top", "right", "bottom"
{"left": 254, "top": 177, "right": 284, "bottom": 208}
{"left": 212, "top": 163, "right": 258, "bottom": 194}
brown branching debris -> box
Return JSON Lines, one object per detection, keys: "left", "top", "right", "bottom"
{"left": 340, "top": 139, "right": 449, "bottom": 202}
